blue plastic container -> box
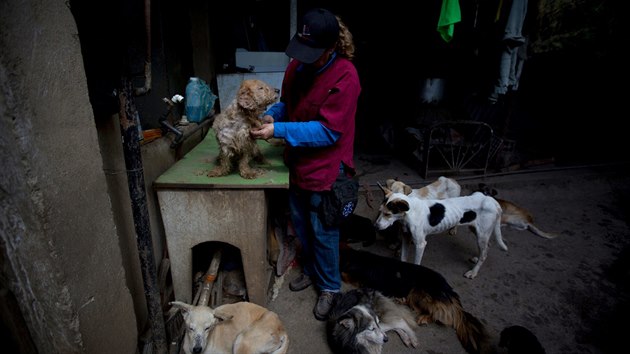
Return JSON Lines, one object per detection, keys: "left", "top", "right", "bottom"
{"left": 185, "top": 77, "right": 216, "bottom": 123}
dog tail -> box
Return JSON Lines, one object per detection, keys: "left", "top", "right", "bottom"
{"left": 455, "top": 310, "right": 490, "bottom": 354}
{"left": 408, "top": 292, "right": 490, "bottom": 354}
{"left": 494, "top": 217, "right": 509, "bottom": 251}
{"left": 527, "top": 224, "right": 559, "bottom": 239}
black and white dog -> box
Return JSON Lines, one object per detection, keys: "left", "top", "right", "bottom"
{"left": 374, "top": 185, "right": 506, "bottom": 279}
{"left": 326, "top": 288, "right": 419, "bottom": 354}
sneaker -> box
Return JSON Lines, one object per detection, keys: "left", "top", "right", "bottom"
{"left": 289, "top": 273, "right": 313, "bottom": 292}
{"left": 313, "top": 291, "right": 337, "bottom": 321}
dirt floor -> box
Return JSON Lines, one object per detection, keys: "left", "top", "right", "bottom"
{"left": 265, "top": 155, "right": 630, "bottom": 354}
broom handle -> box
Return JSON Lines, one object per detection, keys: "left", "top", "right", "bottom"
{"left": 196, "top": 249, "right": 222, "bottom": 306}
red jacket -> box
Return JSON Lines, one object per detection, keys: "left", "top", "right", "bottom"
{"left": 281, "top": 57, "right": 361, "bottom": 191}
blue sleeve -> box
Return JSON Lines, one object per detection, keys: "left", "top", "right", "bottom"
{"left": 263, "top": 102, "right": 286, "bottom": 122}
{"left": 274, "top": 121, "right": 341, "bottom": 147}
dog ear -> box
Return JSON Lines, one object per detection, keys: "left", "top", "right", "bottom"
{"left": 338, "top": 316, "right": 356, "bottom": 330}
{"left": 387, "top": 199, "right": 410, "bottom": 213}
{"left": 477, "top": 183, "right": 498, "bottom": 197}
{"left": 213, "top": 310, "right": 234, "bottom": 322}
{"left": 169, "top": 301, "right": 193, "bottom": 313}
{"left": 237, "top": 86, "right": 257, "bottom": 110}
{"left": 377, "top": 182, "right": 392, "bottom": 197}
{"left": 385, "top": 179, "right": 396, "bottom": 189}
{"left": 403, "top": 184, "right": 412, "bottom": 195}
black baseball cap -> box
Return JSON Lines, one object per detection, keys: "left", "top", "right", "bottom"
{"left": 285, "top": 8, "right": 340, "bottom": 64}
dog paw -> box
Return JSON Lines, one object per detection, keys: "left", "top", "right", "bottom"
{"left": 240, "top": 168, "right": 266, "bottom": 179}
{"left": 464, "top": 270, "right": 477, "bottom": 279}
{"left": 416, "top": 315, "right": 432, "bottom": 325}
{"left": 408, "top": 335, "right": 419, "bottom": 348}
{"left": 393, "top": 297, "right": 408, "bottom": 305}
{"left": 207, "top": 170, "right": 226, "bottom": 178}
{"left": 400, "top": 333, "right": 419, "bottom": 348}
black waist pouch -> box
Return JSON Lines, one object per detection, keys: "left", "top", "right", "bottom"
{"left": 319, "top": 174, "right": 359, "bottom": 228}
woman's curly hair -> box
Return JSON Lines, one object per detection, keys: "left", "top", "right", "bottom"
{"left": 335, "top": 16, "right": 355, "bottom": 61}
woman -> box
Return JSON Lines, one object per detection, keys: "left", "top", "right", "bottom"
{"left": 250, "top": 8, "right": 361, "bottom": 320}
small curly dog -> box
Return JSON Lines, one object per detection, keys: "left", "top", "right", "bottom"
{"left": 207, "top": 79, "right": 279, "bottom": 179}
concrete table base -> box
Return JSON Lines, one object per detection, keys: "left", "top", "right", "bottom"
{"left": 158, "top": 189, "right": 270, "bottom": 305}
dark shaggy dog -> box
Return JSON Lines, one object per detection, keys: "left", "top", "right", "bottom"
{"left": 340, "top": 214, "right": 377, "bottom": 247}
{"left": 339, "top": 248, "right": 490, "bottom": 354}
{"left": 499, "top": 325, "right": 546, "bottom": 354}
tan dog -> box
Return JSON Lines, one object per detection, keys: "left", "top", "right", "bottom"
{"left": 477, "top": 183, "right": 558, "bottom": 239}
{"left": 170, "top": 301, "right": 289, "bottom": 354}
{"left": 207, "top": 79, "right": 279, "bottom": 179}
{"left": 386, "top": 176, "right": 461, "bottom": 200}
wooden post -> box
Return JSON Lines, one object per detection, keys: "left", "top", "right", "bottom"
{"left": 196, "top": 248, "right": 223, "bottom": 306}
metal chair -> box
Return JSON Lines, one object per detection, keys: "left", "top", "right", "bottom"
{"left": 420, "top": 120, "right": 497, "bottom": 178}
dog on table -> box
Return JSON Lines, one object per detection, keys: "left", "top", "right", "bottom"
{"left": 170, "top": 300, "right": 289, "bottom": 354}
{"left": 327, "top": 287, "right": 419, "bottom": 354}
{"left": 477, "top": 183, "right": 558, "bottom": 239}
{"left": 207, "top": 79, "right": 279, "bottom": 179}
{"left": 499, "top": 325, "right": 546, "bottom": 354}
{"left": 339, "top": 248, "right": 490, "bottom": 354}
{"left": 374, "top": 184, "right": 506, "bottom": 279}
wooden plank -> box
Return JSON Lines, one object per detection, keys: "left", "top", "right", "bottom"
{"left": 154, "top": 129, "right": 289, "bottom": 189}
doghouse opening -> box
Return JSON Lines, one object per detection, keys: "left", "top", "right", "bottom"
{"left": 191, "top": 241, "right": 247, "bottom": 308}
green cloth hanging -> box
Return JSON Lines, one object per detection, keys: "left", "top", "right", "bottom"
{"left": 437, "top": 0, "right": 461, "bottom": 42}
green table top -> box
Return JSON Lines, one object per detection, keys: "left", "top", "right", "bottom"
{"left": 154, "top": 130, "right": 289, "bottom": 189}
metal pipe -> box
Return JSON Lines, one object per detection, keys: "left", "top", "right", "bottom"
{"left": 134, "top": 0, "right": 152, "bottom": 96}
{"left": 160, "top": 120, "right": 184, "bottom": 148}
{"left": 289, "top": 0, "right": 297, "bottom": 40}
{"left": 118, "top": 79, "right": 167, "bottom": 354}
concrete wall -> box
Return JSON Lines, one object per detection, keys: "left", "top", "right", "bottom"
{"left": 1, "top": 0, "right": 216, "bottom": 351}
{"left": 0, "top": 1, "right": 138, "bottom": 352}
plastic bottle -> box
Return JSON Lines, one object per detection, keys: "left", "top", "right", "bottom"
{"left": 185, "top": 77, "right": 216, "bottom": 123}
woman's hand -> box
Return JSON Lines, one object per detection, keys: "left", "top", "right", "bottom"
{"left": 251, "top": 123, "right": 275, "bottom": 140}
{"left": 262, "top": 115, "right": 275, "bottom": 124}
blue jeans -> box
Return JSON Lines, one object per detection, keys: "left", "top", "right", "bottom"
{"left": 288, "top": 186, "right": 340, "bottom": 293}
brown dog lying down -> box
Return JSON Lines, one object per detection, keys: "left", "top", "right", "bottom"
{"left": 477, "top": 183, "right": 558, "bottom": 239}
{"left": 207, "top": 79, "right": 279, "bottom": 179}
{"left": 170, "top": 300, "right": 289, "bottom": 354}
